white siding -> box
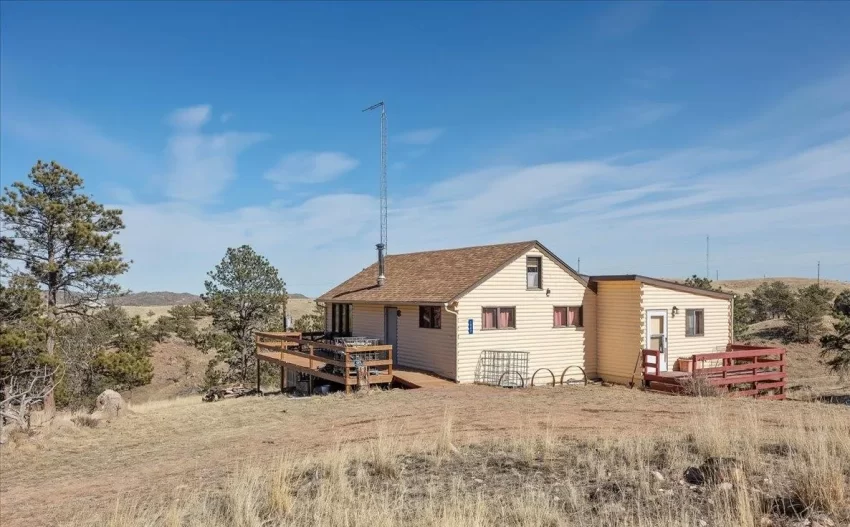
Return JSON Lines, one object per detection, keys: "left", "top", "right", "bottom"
{"left": 352, "top": 304, "right": 384, "bottom": 340}
{"left": 395, "top": 305, "right": 457, "bottom": 380}
{"left": 595, "top": 281, "right": 643, "bottom": 384}
{"left": 641, "top": 284, "right": 732, "bottom": 366}
{"left": 455, "top": 249, "right": 596, "bottom": 384}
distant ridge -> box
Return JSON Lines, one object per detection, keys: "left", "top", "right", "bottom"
{"left": 108, "top": 291, "right": 311, "bottom": 306}
{"left": 109, "top": 292, "right": 201, "bottom": 307}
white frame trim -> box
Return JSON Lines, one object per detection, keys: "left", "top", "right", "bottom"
{"left": 645, "top": 309, "right": 669, "bottom": 372}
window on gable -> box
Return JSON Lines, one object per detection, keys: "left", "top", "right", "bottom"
{"left": 686, "top": 309, "right": 704, "bottom": 337}
{"left": 331, "top": 303, "right": 351, "bottom": 335}
{"left": 554, "top": 306, "right": 583, "bottom": 328}
{"left": 527, "top": 256, "right": 542, "bottom": 289}
{"left": 419, "top": 306, "right": 441, "bottom": 329}
{"left": 483, "top": 307, "right": 516, "bottom": 329}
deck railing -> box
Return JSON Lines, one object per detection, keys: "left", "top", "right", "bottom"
{"left": 642, "top": 344, "right": 786, "bottom": 400}
{"left": 255, "top": 332, "right": 394, "bottom": 393}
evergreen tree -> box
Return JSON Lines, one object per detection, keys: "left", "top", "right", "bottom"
{"left": 201, "top": 246, "right": 287, "bottom": 382}
{"left": 833, "top": 289, "right": 850, "bottom": 317}
{"left": 1, "top": 161, "right": 129, "bottom": 412}
{"left": 821, "top": 316, "right": 850, "bottom": 376}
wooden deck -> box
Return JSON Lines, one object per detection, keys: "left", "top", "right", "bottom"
{"left": 392, "top": 369, "right": 455, "bottom": 389}
{"left": 642, "top": 345, "right": 787, "bottom": 400}
{"left": 255, "top": 332, "right": 454, "bottom": 392}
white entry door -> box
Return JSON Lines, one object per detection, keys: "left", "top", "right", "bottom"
{"left": 645, "top": 310, "right": 669, "bottom": 372}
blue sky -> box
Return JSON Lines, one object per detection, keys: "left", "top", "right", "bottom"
{"left": 2, "top": 1, "right": 849, "bottom": 295}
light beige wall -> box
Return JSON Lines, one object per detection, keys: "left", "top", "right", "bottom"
{"left": 395, "top": 305, "right": 457, "bottom": 380}
{"left": 352, "top": 304, "right": 384, "bottom": 340}
{"left": 640, "top": 284, "right": 732, "bottom": 367}
{"left": 595, "top": 281, "right": 643, "bottom": 385}
{"left": 349, "top": 303, "right": 457, "bottom": 380}
{"left": 455, "top": 248, "right": 596, "bottom": 384}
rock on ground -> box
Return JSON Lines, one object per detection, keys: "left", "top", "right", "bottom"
{"left": 95, "top": 390, "right": 126, "bottom": 419}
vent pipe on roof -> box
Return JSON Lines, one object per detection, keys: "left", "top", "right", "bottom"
{"left": 376, "top": 243, "right": 386, "bottom": 287}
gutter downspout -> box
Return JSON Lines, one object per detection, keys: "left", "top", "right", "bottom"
{"left": 444, "top": 301, "right": 460, "bottom": 383}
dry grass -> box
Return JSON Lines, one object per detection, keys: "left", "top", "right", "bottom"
{"left": 3, "top": 385, "right": 849, "bottom": 526}
{"left": 68, "top": 401, "right": 849, "bottom": 527}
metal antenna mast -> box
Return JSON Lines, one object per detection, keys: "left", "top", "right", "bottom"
{"left": 363, "top": 101, "right": 387, "bottom": 254}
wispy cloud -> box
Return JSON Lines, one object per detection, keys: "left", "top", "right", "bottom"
{"left": 167, "top": 104, "right": 212, "bottom": 129}
{"left": 396, "top": 127, "right": 445, "bottom": 145}
{"left": 263, "top": 151, "right": 359, "bottom": 189}
{"left": 597, "top": 1, "right": 660, "bottom": 38}
{"left": 220, "top": 112, "right": 234, "bottom": 123}
{"left": 162, "top": 105, "right": 268, "bottom": 202}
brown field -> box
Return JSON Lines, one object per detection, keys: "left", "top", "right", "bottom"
{"left": 121, "top": 297, "right": 318, "bottom": 322}
{"left": 1, "top": 385, "right": 848, "bottom": 526}
{"left": 716, "top": 277, "right": 850, "bottom": 296}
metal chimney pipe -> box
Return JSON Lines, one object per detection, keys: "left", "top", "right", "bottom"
{"left": 376, "top": 243, "right": 386, "bottom": 286}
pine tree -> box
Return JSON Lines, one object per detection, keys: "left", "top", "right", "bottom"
{"left": 1, "top": 161, "right": 129, "bottom": 412}
{"left": 202, "top": 246, "right": 287, "bottom": 382}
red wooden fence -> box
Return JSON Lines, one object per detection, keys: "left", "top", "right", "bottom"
{"left": 642, "top": 345, "right": 786, "bottom": 400}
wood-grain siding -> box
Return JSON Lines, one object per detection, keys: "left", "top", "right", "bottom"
{"left": 596, "top": 281, "right": 643, "bottom": 384}
{"left": 455, "top": 249, "right": 596, "bottom": 384}
{"left": 640, "top": 284, "right": 732, "bottom": 367}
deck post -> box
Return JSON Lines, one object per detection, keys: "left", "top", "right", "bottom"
{"left": 280, "top": 365, "right": 285, "bottom": 393}
{"left": 344, "top": 350, "right": 351, "bottom": 394}
{"left": 256, "top": 353, "right": 261, "bottom": 394}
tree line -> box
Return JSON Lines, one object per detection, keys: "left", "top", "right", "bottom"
{"left": 1, "top": 161, "right": 321, "bottom": 430}
{"left": 683, "top": 275, "right": 850, "bottom": 375}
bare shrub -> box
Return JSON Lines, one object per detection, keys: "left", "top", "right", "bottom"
{"left": 680, "top": 375, "right": 723, "bottom": 397}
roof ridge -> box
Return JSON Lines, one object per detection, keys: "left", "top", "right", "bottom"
{"left": 384, "top": 240, "right": 536, "bottom": 258}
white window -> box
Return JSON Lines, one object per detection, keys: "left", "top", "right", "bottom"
{"left": 527, "top": 256, "right": 542, "bottom": 289}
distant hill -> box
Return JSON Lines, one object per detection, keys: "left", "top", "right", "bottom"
{"left": 716, "top": 278, "right": 849, "bottom": 296}
{"left": 108, "top": 291, "right": 312, "bottom": 306}
{"left": 109, "top": 292, "right": 202, "bottom": 306}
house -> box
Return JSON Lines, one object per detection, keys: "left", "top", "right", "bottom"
{"left": 316, "top": 240, "right": 734, "bottom": 386}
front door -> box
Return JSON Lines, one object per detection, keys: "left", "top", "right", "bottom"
{"left": 384, "top": 307, "right": 398, "bottom": 366}
{"left": 645, "top": 310, "right": 669, "bottom": 372}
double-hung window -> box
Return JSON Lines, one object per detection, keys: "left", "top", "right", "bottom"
{"left": 419, "top": 306, "right": 442, "bottom": 329}
{"left": 526, "top": 257, "right": 542, "bottom": 289}
{"left": 482, "top": 307, "right": 516, "bottom": 329}
{"left": 685, "top": 309, "right": 704, "bottom": 336}
{"left": 553, "top": 306, "right": 583, "bottom": 327}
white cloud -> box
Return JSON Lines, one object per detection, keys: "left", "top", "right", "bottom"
{"left": 167, "top": 105, "right": 212, "bottom": 129}
{"left": 396, "top": 128, "right": 445, "bottom": 145}
{"left": 160, "top": 105, "right": 268, "bottom": 202}
{"left": 263, "top": 151, "right": 359, "bottom": 189}
{"left": 220, "top": 112, "right": 234, "bottom": 123}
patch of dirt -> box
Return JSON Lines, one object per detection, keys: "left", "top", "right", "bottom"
{"left": 1, "top": 385, "right": 846, "bottom": 526}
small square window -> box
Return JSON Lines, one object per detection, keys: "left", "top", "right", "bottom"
{"left": 686, "top": 309, "right": 704, "bottom": 336}
{"left": 419, "top": 306, "right": 441, "bottom": 329}
{"left": 526, "top": 256, "right": 542, "bottom": 289}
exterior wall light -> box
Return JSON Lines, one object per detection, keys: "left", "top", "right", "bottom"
{"left": 672, "top": 306, "right": 679, "bottom": 317}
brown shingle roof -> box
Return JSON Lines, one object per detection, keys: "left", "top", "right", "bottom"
{"left": 317, "top": 241, "right": 537, "bottom": 304}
